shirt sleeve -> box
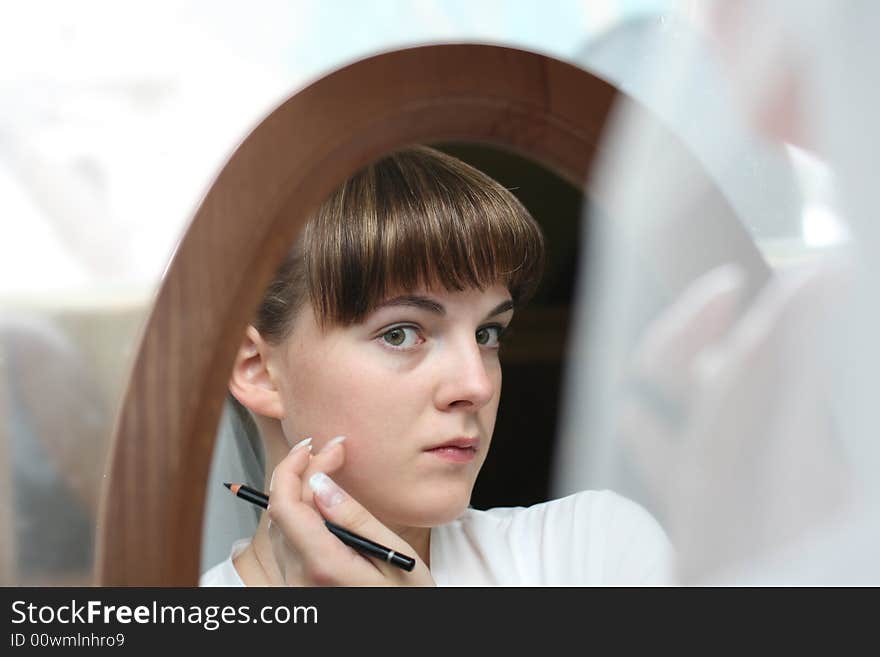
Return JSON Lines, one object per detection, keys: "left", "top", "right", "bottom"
{"left": 589, "top": 490, "right": 675, "bottom": 585}
{"left": 199, "top": 538, "right": 249, "bottom": 586}
{"left": 491, "top": 490, "right": 675, "bottom": 585}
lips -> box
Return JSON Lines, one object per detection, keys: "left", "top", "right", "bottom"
{"left": 425, "top": 437, "right": 479, "bottom": 451}
{"left": 423, "top": 437, "right": 479, "bottom": 463}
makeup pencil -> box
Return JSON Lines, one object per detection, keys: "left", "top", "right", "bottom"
{"left": 223, "top": 482, "right": 416, "bottom": 572}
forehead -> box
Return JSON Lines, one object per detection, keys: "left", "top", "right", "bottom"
{"left": 376, "top": 282, "right": 512, "bottom": 309}
{"left": 362, "top": 285, "right": 514, "bottom": 327}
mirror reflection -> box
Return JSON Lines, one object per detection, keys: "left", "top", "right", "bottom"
{"left": 200, "top": 143, "right": 671, "bottom": 586}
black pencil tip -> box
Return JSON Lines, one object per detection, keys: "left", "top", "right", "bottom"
{"left": 223, "top": 482, "right": 232, "bottom": 490}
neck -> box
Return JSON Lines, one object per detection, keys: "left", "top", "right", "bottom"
{"left": 391, "top": 523, "right": 432, "bottom": 568}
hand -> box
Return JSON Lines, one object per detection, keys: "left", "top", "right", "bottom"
{"left": 620, "top": 261, "right": 852, "bottom": 583}
{"left": 266, "top": 438, "right": 435, "bottom": 586}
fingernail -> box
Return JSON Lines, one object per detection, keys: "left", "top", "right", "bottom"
{"left": 309, "top": 472, "right": 346, "bottom": 507}
{"left": 290, "top": 437, "right": 313, "bottom": 454}
{"left": 318, "top": 435, "right": 347, "bottom": 454}
{"left": 269, "top": 469, "right": 276, "bottom": 492}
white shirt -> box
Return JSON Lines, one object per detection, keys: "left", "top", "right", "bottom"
{"left": 199, "top": 490, "right": 673, "bottom": 586}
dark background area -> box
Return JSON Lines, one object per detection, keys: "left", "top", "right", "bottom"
{"left": 433, "top": 142, "right": 586, "bottom": 510}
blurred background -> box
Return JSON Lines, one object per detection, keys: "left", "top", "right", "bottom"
{"left": 0, "top": 0, "right": 849, "bottom": 585}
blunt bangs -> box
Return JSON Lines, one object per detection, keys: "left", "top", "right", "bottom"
{"left": 304, "top": 146, "right": 545, "bottom": 327}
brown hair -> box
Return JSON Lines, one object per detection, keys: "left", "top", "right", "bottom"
{"left": 254, "top": 145, "right": 545, "bottom": 342}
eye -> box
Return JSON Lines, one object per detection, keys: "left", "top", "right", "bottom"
{"left": 476, "top": 325, "right": 505, "bottom": 347}
{"left": 379, "top": 325, "right": 424, "bottom": 350}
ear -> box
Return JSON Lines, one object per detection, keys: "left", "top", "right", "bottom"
{"left": 228, "top": 325, "right": 286, "bottom": 420}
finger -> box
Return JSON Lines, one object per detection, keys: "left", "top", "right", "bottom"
{"left": 677, "top": 262, "right": 850, "bottom": 481}
{"left": 273, "top": 509, "right": 374, "bottom": 586}
{"left": 624, "top": 265, "right": 745, "bottom": 440}
{"left": 268, "top": 515, "right": 305, "bottom": 584}
{"left": 269, "top": 437, "right": 313, "bottom": 498}
{"left": 632, "top": 263, "right": 746, "bottom": 383}
{"left": 308, "top": 471, "right": 424, "bottom": 578}
{"left": 269, "top": 443, "right": 375, "bottom": 585}
{"left": 299, "top": 435, "right": 348, "bottom": 507}
{"left": 621, "top": 266, "right": 759, "bottom": 503}
{"left": 266, "top": 438, "right": 314, "bottom": 584}
{"left": 618, "top": 399, "right": 677, "bottom": 496}
{"left": 698, "top": 258, "right": 852, "bottom": 385}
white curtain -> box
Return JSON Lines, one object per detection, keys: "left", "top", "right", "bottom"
{"left": 554, "top": 0, "right": 880, "bottom": 584}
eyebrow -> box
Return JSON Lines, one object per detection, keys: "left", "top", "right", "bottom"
{"left": 375, "top": 295, "right": 515, "bottom": 320}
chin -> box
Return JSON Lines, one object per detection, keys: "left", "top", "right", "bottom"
{"left": 401, "top": 488, "right": 474, "bottom": 527}
{"left": 371, "top": 487, "right": 470, "bottom": 529}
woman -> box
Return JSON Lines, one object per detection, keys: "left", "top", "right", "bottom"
{"left": 200, "top": 145, "right": 672, "bottom": 586}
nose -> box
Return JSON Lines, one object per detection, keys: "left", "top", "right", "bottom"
{"left": 434, "top": 339, "right": 497, "bottom": 412}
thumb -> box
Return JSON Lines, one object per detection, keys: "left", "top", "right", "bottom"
{"left": 307, "top": 472, "right": 420, "bottom": 565}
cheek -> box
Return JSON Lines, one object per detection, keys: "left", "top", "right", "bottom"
{"left": 483, "top": 368, "right": 502, "bottom": 430}
{"left": 282, "top": 345, "right": 424, "bottom": 443}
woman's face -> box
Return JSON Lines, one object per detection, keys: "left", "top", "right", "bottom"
{"left": 269, "top": 282, "right": 513, "bottom": 530}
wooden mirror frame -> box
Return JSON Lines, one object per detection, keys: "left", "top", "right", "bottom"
{"left": 95, "top": 44, "right": 768, "bottom": 585}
